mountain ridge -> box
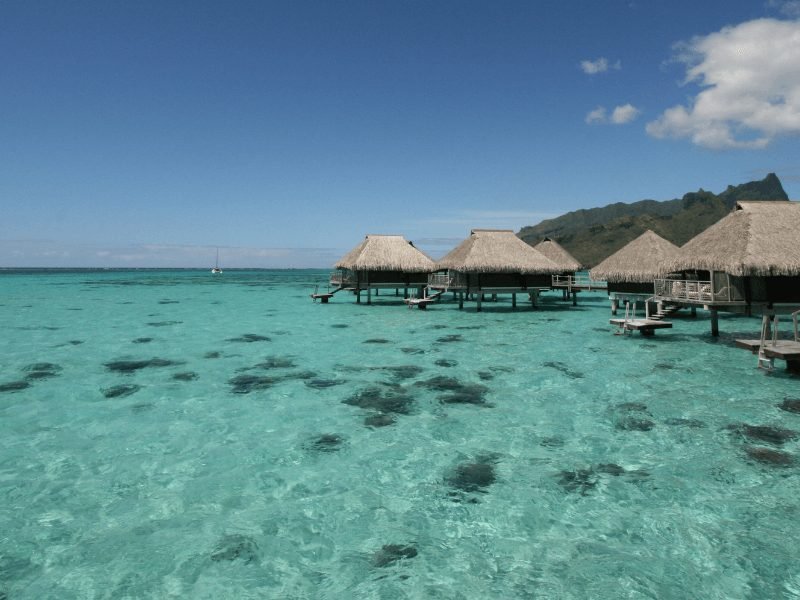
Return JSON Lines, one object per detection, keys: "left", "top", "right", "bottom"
{"left": 517, "top": 173, "right": 789, "bottom": 267}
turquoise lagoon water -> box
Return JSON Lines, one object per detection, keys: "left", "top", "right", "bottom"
{"left": 1, "top": 269, "right": 799, "bottom": 599}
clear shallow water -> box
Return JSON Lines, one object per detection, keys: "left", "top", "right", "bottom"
{"left": 1, "top": 269, "right": 799, "bottom": 599}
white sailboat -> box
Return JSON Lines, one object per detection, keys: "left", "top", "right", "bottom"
{"left": 211, "top": 248, "right": 223, "bottom": 274}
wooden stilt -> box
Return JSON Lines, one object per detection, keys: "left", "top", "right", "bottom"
{"left": 611, "top": 299, "right": 618, "bottom": 315}
{"left": 571, "top": 291, "right": 577, "bottom": 306}
{"left": 477, "top": 293, "right": 482, "bottom": 312}
{"left": 710, "top": 308, "right": 719, "bottom": 336}
{"left": 356, "top": 290, "right": 361, "bottom": 303}
{"left": 404, "top": 287, "right": 408, "bottom": 299}
{"left": 512, "top": 293, "right": 517, "bottom": 309}
{"left": 691, "top": 306, "right": 697, "bottom": 317}
{"left": 367, "top": 287, "right": 372, "bottom": 305}
{"left": 459, "top": 292, "right": 464, "bottom": 310}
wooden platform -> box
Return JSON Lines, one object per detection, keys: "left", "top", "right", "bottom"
{"left": 404, "top": 297, "right": 436, "bottom": 309}
{"left": 311, "top": 293, "right": 335, "bottom": 303}
{"left": 735, "top": 338, "right": 800, "bottom": 373}
{"left": 735, "top": 339, "right": 800, "bottom": 359}
{"left": 610, "top": 318, "right": 673, "bottom": 336}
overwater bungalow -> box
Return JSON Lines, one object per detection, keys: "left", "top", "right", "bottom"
{"left": 328, "top": 234, "right": 435, "bottom": 304}
{"left": 427, "top": 229, "right": 561, "bottom": 310}
{"left": 653, "top": 201, "right": 800, "bottom": 337}
{"left": 590, "top": 230, "right": 680, "bottom": 315}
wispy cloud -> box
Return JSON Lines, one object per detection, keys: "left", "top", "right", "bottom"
{"left": 585, "top": 104, "right": 641, "bottom": 125}
{"left": 647, "top": 18, "right": 800, "bottom": 149}
{"left": 580, "top": 57, "right": 621, "bottom": 75}
{"left": 768, "top": 0, "right": 800, "bottom": 18}
{"left": 611, "top": 104, "right": 641, "bottom": 124}
{"left": 585, "top": 106, "right": 607, "bottom": 124}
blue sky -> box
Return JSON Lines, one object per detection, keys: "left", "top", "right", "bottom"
{"left": 3, "top": 0, "right": 800, "bottom": 268}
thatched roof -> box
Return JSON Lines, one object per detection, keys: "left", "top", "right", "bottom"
{"left": 335, "top": 234, "right": 435, "bottom": 272}
{"left": 663, "top": 201, "right": 800, "bottom": 277}
{"left": 590, "top": 230, "right": 680, "bottom": 283}
{"left": 436, "top": 229, "right": 561, "bottom": 274}
{"left": 533, "top": 237, "right": 582, "bottom": 271}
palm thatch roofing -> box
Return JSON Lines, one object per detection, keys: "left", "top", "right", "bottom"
{"left": 335, "top": 234, "right": 435, "bottom": 272}
{"left": 663, "top": 201, "right": 800, "bottom": 277}
{"left": 436, "top": 229, "right": 561, "bottom": 274}
{"left": 590, "top": 230, "right": 680, "bottom": 283}
{"left": 533, "top": 237, "right": 582, "bottom": 271}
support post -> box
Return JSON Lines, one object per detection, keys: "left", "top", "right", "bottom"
{"left": 530, "top": 290, "right": 539, "bottom": 309}
{"left": 404, "top": 287, "right": 408, "bottom": 299}
{"left": 477, "top": 293, "right": 482, "bottom": 312}
{"left": 691, "top": 306, "right": 697, "bottom": 317}
{"left": 710, "top": 308, "right": 719, "bottom": 337}
{"left": 512, "top": 293, "right": 517, "bottom": 309}
{"left": 459, "top": 292, "right": 464, "bottom": 310}
{"left": 367, "top": 287, "right": 372, "bottom": 305}
{"left": 611, "top": 299, "right": 618, "bottom": 315}
{"left": 356, "top": 290, "right": 361, "bottom": 304}
{"left": 572, "top": 291, "right": 577, "bottom": 306}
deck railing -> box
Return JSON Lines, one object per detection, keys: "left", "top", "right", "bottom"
{"left": 552, "top": 274, "right": 606, "bottom": 290}
{"left": 329, "top": 270, "right": 354, "bottom": 287}
{"left": 428, "top": 272, "right": 466, "bottom": 290}
{"left": 653, "top": 278, "right": 746, "bottom": 304}
{"left": 654, "top": 279, "right": 713, "bottom": 303}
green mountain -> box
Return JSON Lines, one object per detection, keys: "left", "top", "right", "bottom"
{"left": 518, "top": 173, "right": 789, "bottom": 267}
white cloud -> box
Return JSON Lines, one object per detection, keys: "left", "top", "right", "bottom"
{"left": 580, "top": 57, "right": 621, "bottom": 75}
{"left": 611, "top": 103, "right": 641, "bottom": 124}
{"left": 585, "top": 106, "right": 607, "bottom": 124}
{"left": 585, "top": 104, "right": 640, "bottom": 125}
{"left": 647, "top": 18, "right": 800, "bottom": 149}
{"left": 769, "top": 0, "right": 800, "bottom": 18}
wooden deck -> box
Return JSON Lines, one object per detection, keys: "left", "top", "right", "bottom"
{"left": 735, "top": 338, "right": 800, "bottom": 373}
{"left": 610, "top": 318, "right": 673, "bottom": 336}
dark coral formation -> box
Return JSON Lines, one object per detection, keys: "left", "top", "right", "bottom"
{"left": 543, "top": 361, "right": 584, "bottom": 379}
{"left": 305, "top": 378, "right": 345, "bottom": 389}
{"left": 364, "top": 413, "right": 396, "bottom": 428}
{"left": 226, "top": 333, "right": 271, "bottom": 343}
{"left": 434, "top": 359, "right": 457, "bottom": 367}
{"left": 436, "top": 334, "right": 463, "bottom": 343}
{"left": 779, "top": 398, "right": 800, "bottom": 414}
{"left": 343, "top": 385, "right": 414, "bottom": 415}
{"left": 612, "top": 403, "right": 655, "bottom": 432}
{"left": 372, "top": 544, "right": 418, "bottom": 567}
{"left": 446, "top": 456, "right": 498, "bottom": 493}
{"left": 103, "top": 384, "right": 142, "bottom": 398}
{"left": 0, "top": 381, "right": 30, "bottom": 393}
{"left": 228, "top": 374, "right": 280, "bottom": 394}
{"left": 727, "top": 424, "right": 798, "bottom": 445}
{"left": 557, "top": 463, "right": 649, "bottom": 495}
{"left": 104, "top": 358, "right": 184, "bottom": 373}
{"left": 744, "top": 446, "right": 794, "bottom": 467}
{"left": 305, "top": 434, "right": 345, "bottom": 453}
{"left": 172, "top": 372, "right": 199, "bottom": 382}
{"left": 416, "top": 376, "right": 491, "bottom": 406}
{"left": 210, "top": 534, "right": 259, "bottom": 564}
